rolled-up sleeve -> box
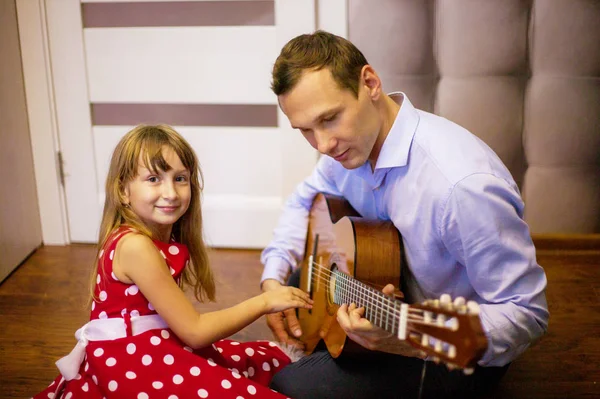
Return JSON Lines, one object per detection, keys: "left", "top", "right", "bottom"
{"left": 440, "top": 173, "right": 549, "bottom": 366}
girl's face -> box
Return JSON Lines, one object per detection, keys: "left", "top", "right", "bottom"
{"left": 123, "top": 147, "right": 191, "bottom": 242}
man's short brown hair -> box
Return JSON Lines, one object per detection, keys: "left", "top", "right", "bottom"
{"left": 271, "top": 30, "right": 369, "bottom": 97}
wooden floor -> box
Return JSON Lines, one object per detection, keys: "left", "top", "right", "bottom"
{"left": 0, "top": 245, "right": 598, "bottom": 398}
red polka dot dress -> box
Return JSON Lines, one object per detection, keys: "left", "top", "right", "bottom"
{"left": 34, "top": 227, "right": 293, "bottom": 399}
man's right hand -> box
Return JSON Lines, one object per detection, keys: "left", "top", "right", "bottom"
{"left": 262, "top": 279, "right": 305, "bottom": 349}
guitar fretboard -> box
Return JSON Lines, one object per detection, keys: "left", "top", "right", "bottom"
{"left": 332, "top": 271, "right": 403, "bottom": 336}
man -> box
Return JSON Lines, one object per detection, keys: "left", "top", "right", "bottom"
{"left": 260, "top": 30, "right": 548, "bottom": 398}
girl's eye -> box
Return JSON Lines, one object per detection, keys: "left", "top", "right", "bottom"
{"left": 147, "top": 176, "right": 159, "bottom": 183}
{"left": 176, "top": 175, "right": 188, "bottom": 182}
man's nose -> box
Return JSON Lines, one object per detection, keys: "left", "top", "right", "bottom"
{"left": 315, "top": 130, "right": 337, "bottom": 155}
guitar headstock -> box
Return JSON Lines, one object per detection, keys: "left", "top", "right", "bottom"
{"left": 403, "top": 294, "right": 488, "bottom": 371}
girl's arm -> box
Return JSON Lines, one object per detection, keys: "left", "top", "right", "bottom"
{"left": 112, "top": 232, "right": 311, "bottom": 349}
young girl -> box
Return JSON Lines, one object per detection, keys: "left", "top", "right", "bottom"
{"left": 34, "top": 125, "right": 312, "bottom": 399}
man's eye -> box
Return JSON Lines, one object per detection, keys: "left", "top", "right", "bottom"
{"left": 323, "top": 114, "right": 337, "bottom": 123}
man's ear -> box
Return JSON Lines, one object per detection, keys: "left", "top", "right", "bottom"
{"left": 360, "top": 65, "right": 382, "bottom": 101}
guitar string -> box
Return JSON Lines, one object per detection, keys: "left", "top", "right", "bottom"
{"left": 306, "top": 260, "right": 467, "bottom": 333}
{"left": 306, "top": 260, "right": 439, "bottom": 327}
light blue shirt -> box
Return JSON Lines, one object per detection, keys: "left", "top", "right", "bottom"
{"left": 261, "top": 93, "right": 549, "bottom": 367}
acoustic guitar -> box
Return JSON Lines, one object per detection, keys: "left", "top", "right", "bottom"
{"left": 297, "top": 193, "right": 488, "bottom": 370}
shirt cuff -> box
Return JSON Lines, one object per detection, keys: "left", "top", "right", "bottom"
{"left": 260, "top": 257, "right": 292, "bottom": 286}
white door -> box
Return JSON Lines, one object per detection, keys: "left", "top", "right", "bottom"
{"left": 42, "top": 0, "right": 346, "bottom": 248}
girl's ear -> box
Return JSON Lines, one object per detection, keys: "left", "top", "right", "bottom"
{"left": 121, "top": 183, "right": 130, "bottom": 206}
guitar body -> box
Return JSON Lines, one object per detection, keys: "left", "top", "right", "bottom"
{"left": 298, "top": 193, "right": 403, "bottom": 357}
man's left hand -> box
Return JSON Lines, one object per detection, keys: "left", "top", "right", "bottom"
{"left": 336, "top": 283, "right": 427, "bottom": 358}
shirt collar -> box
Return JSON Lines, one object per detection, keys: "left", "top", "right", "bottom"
{"left": 374, "top": 92, "right": 420, "bottom": 170}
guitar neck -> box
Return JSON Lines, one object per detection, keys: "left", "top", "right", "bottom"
{"left": 332, "top": 272, "right": 403, "bottom": 336}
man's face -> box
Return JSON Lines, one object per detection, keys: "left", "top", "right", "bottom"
{"left": 278, "top": 68, "right": 382, "bottom": 169}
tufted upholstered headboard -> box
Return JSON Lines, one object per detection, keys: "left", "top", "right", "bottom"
{"left": 347, "top": 0, "right": 600, "bottom": 234}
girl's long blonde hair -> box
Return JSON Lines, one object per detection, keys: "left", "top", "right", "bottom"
{"left": 89, "top": 124, "right": 215, "bottom": 304}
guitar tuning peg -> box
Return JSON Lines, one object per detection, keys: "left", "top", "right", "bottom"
{"left": 440, "top": 293, "right": 451, "bottom": 304}
{"left": 453, "top": 296, "right": 465, "bottom": 307}
{"left": 466, "top": 301, "right": 480, "bottom": 315}
{"left": 463, "top": 367, "right": 474, "bottom": 375}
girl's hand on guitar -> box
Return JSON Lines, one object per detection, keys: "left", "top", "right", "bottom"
{"left": 336, "top": 284, "right": 427, "bottom": 359}
{"left": 261, "top": 286, "right": 313, "bottom": 313}
{"left": 261, "top": 280, "right": 307, "bottom": 349}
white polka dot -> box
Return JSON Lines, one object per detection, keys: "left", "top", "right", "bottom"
{"left": 150, "top": 336, "right": 161, "bottom": 346}
{"left": 108, "top": 380, "right": 118, "bottom": 391}
{"left": 92, "top": 375, "right": 98, "bottom": 385}
{"left": 164, "top": 354, "right": 174, "bottom": 365}
{"left": 247, "top": 385, "right": 257, "bottom": 395}
{"left": 98, "top": 249, "right": 104, "bottom": 259}
{"left": 93, "top": 348, "right": 104, "bottom": 357}
{"left": 169, "top": 396, "right": 179, "bottom": 399}
{"left": 81, "top": 382, "right": 89, "bottom": 392}
{"left": 217, "top": 347, "right": 223, "bottom": 353}
{"left": 152, "top": 381, "right": 163, "bottom": 389}
{"left": 257, "top": 351, "right": 265, "bottom": 355}
{"left": 230, "top": 341, "right": 240, "bottom": 345}
{"left": 207, "top": 358, "right": 216, "bottom": 366}
{"left": 168, "top": 245, "right": 180, "bottom": 255}
{"left": 99, "top": 311, "right": 107, "bottom": 319}
{"left": 273, "top": 358, "right": 279, "bottom": 367}
{"left": 161, "top": 330, "right": 170, "bottom": 339}
{"left": 111, "top": 272, "right": 119, "bottom": 281}
{"left": 268, "top": 342, "right": 276, "bottom": 347}
{"left": 148, "top": 302, "right": 155, "bottom": 311}
{"left": 236, "top": 397, "right": 245, "bottom": 399}
{"left": 197, "top": 389, "right": 208, "bottom": 398}
{"left": 109, "top": 250, "right": 114, "bottom": 260}
{"left": 138, "top": 394, "right": 148, "bottom": 399}
{"left": 47, "top": 393, "right": 55, "bottom": 398}
{"left": 127, "top": 285, "right": 139, "bottom": 295}
{"left": 262, "top": 362, "right": 271, "bottom": 371}
{"left": 173, "top": 374, "right": 184, "bottom": 384}
{"left": 91, "top": 301, "right": 96, "bottom": 311}
{"left": 160, "top": 250, "right": 167, "bottom": 258}
{"left": 231, "top": 355, "right": 241, "bottom": 362}
{"left": 170, "top": 267, "right": 176, "bottom": 275}
{"left": 142, "top": 354, "right": 152, "bottom": 365}
{"left": 243, "top": 371, "right": 248, "bottom": 377}
{"left": 65, "top": 393, "right": 73, "bottom": 399}
{"left": 222, "top": 379, "right": 232, "bottom": 389}
{"left": 245, "top": 348, "right": 254, "bottom": 356}
{"left": 183, "top": 346, "right": 193, "bottom": 352}
{"left": 106, "top": 357, "right": 117, "bottom": 367}
{"left": 84, "top": 362, "right": 89, "bottom": 372}
{"left": 247, "top": 367, "right": 255, "bottom": 377}
{"left": 121, "top": 308, "right": 127, "bottom": 317}
{"left": 99, "top": 291, "right": 107, "bottom": 301}
{"left": 190, "top": 366, "right": 201, "bottom": 376}
{"left": 74, "top": 373, "right": 82, "bottom": 380}
{"left": 126, "top": 371, "right": 136, "bottom": 379}
{"left": 96, "top": 274, "right": 101, "bottom": 284}
{"left": 126, "top": 343, "right": 136, "bottom": 354}
{"left": 130, "top": 310, "right": 140, "bottom": 317}
{"left": 231, "top": 371, "right": 241, "bottom": 379}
